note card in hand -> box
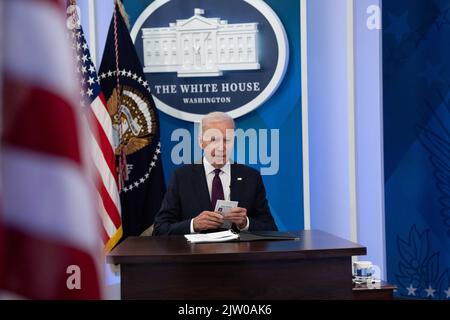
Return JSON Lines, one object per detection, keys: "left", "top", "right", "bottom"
{"left": 214, "top": 200, "right": 238, "bottom": 229}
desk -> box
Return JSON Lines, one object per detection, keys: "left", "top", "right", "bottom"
{"left": 352, "top": 281, "right": 397, "bottom": 300}
{"left": 107, "top": 230, "right": 366, "bottom": 300}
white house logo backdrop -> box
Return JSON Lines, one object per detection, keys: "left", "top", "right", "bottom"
{"left": 131, "top": 0, "right": 289, "bottom": 122}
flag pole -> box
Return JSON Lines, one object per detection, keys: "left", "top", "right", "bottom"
{"left": 115, "top": 0, "right": 130, "bottom": 29}
{"left": 113, "top": 0, "right": 126, "bottom": 190}
{"left": 0, "top": 0, "right": 3, "bottom": 176}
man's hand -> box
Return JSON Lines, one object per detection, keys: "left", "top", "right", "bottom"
{"left": 223, "top": 207, "right": 247, "bottom": 229}
{"left": 193, "top": 211, "right": 224, "bottom": 232}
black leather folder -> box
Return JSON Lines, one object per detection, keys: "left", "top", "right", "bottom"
{"left": 236, "top": 231, "right": 299, "bottom": 242}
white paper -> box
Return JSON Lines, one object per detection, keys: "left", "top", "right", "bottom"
{"left": 214, "top": 200, "right": 238, "bottom": 229}
{"left": 184, "top": 230, "right": 239, "bottom": 243}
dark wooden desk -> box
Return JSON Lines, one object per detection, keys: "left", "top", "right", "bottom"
{"left": 352, "top": 281, "right": 397, "bottom": 300}
{"left": 107, "top": 230, "right": 366, "bottom": 300}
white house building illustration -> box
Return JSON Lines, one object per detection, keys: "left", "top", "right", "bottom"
{"left": 141, "top": 8, "right": 260, "bottom": 77}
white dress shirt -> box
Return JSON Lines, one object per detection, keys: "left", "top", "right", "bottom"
{"left": 190, "top": 157, "right": 249, "bottom": 233}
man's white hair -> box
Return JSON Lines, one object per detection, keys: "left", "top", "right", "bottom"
{"left": 200, "top": 112, "right": 235, "bottom": 134}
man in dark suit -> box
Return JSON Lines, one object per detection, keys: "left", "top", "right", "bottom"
{"left": 153, "top": 112, "right": 277, "bottom": 235}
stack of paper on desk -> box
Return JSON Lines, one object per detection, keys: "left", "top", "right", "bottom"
{"left": 184, "top": 230, "right": 239, "bottom": 243}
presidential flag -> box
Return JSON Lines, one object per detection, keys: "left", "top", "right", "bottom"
{"left": 0, "top": 0, "right": 101, "bottom": 298}
{"left": 99, "top": 6, "right": 165, "bottom": 238}
{"left": 69, "top": 8, "right": 122, "bottom": 253}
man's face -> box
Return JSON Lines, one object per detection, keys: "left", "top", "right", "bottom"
{"left": 200, "top": 119, "right": 234, "bottom": 168}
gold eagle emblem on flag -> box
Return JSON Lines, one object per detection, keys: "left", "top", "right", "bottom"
{"left": 107, "top": 85, "right": 157, "bottom": 155}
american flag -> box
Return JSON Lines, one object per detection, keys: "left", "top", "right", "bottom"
{"left": 0, "top": 0, "right": 101, "bottom": 298}
{"left": 70, "top": 23, "right": 122, "bottom": 252}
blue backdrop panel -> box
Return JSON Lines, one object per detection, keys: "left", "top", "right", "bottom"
{"left": 383, "top": 0, "right": 450, "bottom": 299}
{"left": 124, "top": 0, "right": 303, "bottom": 231}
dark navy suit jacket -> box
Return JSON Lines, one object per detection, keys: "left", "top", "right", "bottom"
{"left": 153, "top": 163, "right": 277, "bottom": 235}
